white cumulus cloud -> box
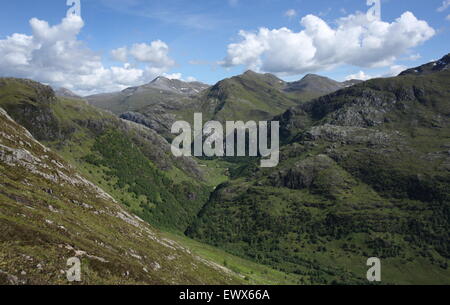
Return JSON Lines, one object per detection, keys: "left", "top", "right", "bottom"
{"left": 111, "top": 47, "right": 128, "bottom": 62}
{"left": 222, "top": 11, "right": 435, "bottom": 75}
{"left": 0, "top": 15, "right": 178, "bottom": 95}
{"left": 163, "top": 72, "right": 182, "bottom": 80}
{"left": 345, "top": 65, "right": 408, "bottom": 81}
{"left": 129, "top": 41, "right": 175, "bottom": 68}
{"left": 345, "top": 71, "right": 373, "bottom": 81}
{"left": 186, "top": 76, "right": 197, "bottom": 82}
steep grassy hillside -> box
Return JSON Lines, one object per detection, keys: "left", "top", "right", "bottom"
{"left": 0, "top": 79, "right": 308, "bottom": 284}
{"left": 163, "top": 232, "right": 302, "bottom": 285}
{"left": 0, "top": 107, "right": 242, "bottom": 285}
{"left": 0, "top": 78, "right": 211, "bottom": 232}
{"left": 187, "top": 70, "right": 450, "bottom": 284}
{"left": 195, "top": 71, "right": 299, "bottom": 123}
{"left": 0, "top": 79, "right": 306, "bottom": 285}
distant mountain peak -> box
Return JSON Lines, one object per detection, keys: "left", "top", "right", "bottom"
{"left": 144, "top": 76, "right": 209, "bottom": 95}
{"left": 302, "top": 73, "right": 321, "bottom": 79}
{"left": 284, "top": 74, "right": 341, "bottom": 95}
{"left": 400, "top": 53, "right": 450, "bottom": 76}
{"left": 236, "top": 70, "right": 285, "bottom": 87}
{"left": 283, "top": 73, "right": 363, "bottom": 96}
{"left": 54, "top": 87, "right": 82, "bottom": 99}
{"left": 151, "top": 76, "right": 171, "bottom": 83}
{"left": 299, "top": 74, "right": 332, "bottom": 83}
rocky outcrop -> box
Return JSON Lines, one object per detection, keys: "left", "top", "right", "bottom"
{"left": 303, "top": 124, "right": 396, "bottom": 146}
{"left": 268, "top": 154, "right": 337, "bottom": 190}
{"left": 0, "top": 107, "right": 115, "bottom": 201}
{"left": 0, "top": 78, "right": 63, "bottom": 141}
{"left": 120, "top": 110, "right": 178, "bottom": 140}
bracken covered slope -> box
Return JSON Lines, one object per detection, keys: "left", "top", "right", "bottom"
{"left": 0, "top": 107, "right": 242, "bottom": 285}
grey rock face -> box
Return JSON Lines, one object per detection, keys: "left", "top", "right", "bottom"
{"left": 268, "top": 155, "right": 334, "bottom": 189}
{"left": 120, "top": 110, "right": 178, "bottom": 140}
{"left": 304, "top": 124, "right": 394, "bottom": 146}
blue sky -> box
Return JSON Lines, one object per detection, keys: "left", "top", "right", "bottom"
{"left": 0, "top": 0, "right": 449, "bottom": 94}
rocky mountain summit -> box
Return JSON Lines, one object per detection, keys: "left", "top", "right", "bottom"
{"left": 143, "top": 76, "right": 210, "bottom": 95}
{"left": 400, "top": 53, "right": 450, "bottom": 76}
{"left": 86, "top": 77, "right": 209, "bottom": 115}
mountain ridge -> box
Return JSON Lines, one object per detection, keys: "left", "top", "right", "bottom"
{"left": 102, "top": 70, "right": 359, "bottom": 140}
{"left": 400, "top": 53, "right": 450, "bottom": 76}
